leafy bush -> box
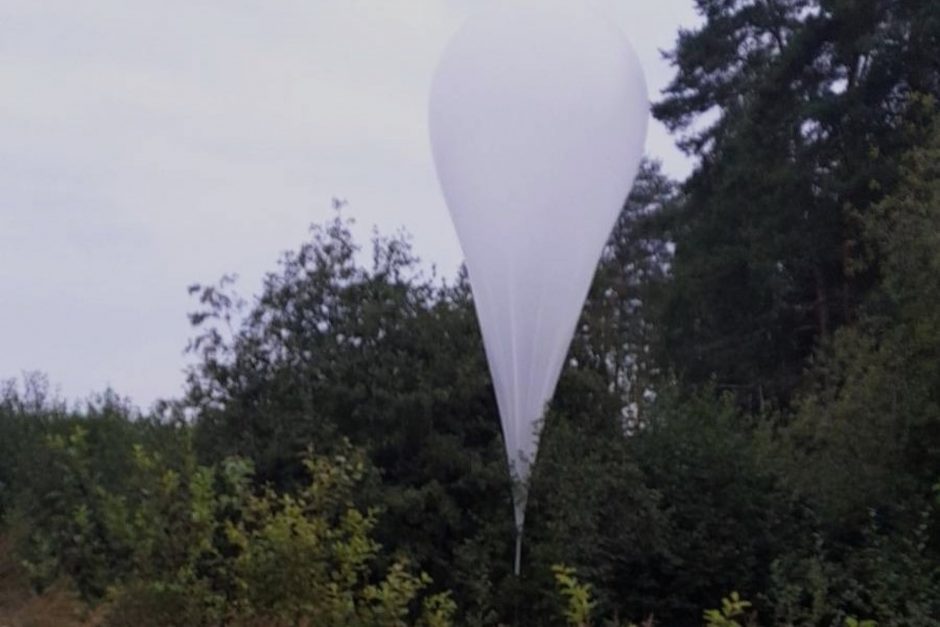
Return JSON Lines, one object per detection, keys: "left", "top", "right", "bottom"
{"left": 13, "top": 425, "right": 453, "bottom": 626}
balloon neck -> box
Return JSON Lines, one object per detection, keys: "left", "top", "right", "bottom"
{"left": 513, "top": 524, "right": 524, "bottom": 576}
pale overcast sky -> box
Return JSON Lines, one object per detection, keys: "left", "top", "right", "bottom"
{"left": 0, "top": 0, "right": 700, "bottom": 409}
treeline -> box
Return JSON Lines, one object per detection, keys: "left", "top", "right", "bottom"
{"left": 3, "top": 0, "right": 940, "bottom": 625}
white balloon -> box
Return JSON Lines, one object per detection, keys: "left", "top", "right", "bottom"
{"left": 428, "top": 0, "right": 648, "bottom": 565}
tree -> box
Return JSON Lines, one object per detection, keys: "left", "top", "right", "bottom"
{"left": 183, "top": 214, "right": 513, "bottom": 617}
{"left": 572, "top": 160, "right": 677, "bottom": 430}
{"left": 652, "top": 0, "right": 940, "bottom": 405}
{"left": 782, "top": 114, "right": 940, "bottom": 522}
{"left": 14, "top": 423, "right": 455, "bottom": 627}
{"left": 764, "top": 117, "right": 940, "bottom": 626}
{"left": 180, "top": 163, "right": 682, "bottom": 623}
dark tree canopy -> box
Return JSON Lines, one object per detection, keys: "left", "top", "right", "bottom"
{"left": 653, "top": 0, "right": 940, "bottom": 406}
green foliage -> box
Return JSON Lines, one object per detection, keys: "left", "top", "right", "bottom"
{"left": 177, "top": 166, "right": 683, "bottom": 625}
{"left": 183, "top": 215, "right": 514, "bottom": 617}
{"left": 622, "top": 389, "right": 811, "bottom": 624}
{"left": 702, "top": 592, "right": 753, "bottom": 627}
{"left": 652, "top": 0, "right": 940, "bottom": 405}
{"left": 573, "top": 160, "right": 678, "bottom": 428}
{"left": 11, "top": 423, "right": 452, "bottom": 626}
{"left": 768, "top": 120, "right": 940, "bottom": 625}
{"left": 552, "top": 565, "right": 596, "bottom": 627}
{"left": 522, "top": 400, "right": 663, "bottom": 621}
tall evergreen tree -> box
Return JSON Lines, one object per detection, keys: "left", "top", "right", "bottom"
{"left": 571, "top": 160, "right": 677, "bottom": 430}
{"left": 653, "top": 0, "right": 940, "bottom": 405}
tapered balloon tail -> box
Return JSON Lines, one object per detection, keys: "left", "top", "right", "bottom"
{"left": 429, "top": 0, "right": 649, "bottom": 583}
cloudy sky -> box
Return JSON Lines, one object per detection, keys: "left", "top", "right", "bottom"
{"left": 1, "top": 0, "right": 700, "bottom": 408}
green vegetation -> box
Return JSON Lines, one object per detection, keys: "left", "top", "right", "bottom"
{"left": 1, "top": 402, "right": 453, "bottom": 626}
{"left": 2, "top": 0, "right": 939, "bottom": 624}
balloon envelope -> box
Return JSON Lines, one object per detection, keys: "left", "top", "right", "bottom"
{"left": 429, "top": 0, "right": 648, "bottom": 533}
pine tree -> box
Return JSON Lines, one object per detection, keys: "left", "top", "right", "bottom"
{"left": 653, "top": 0, "right": 940, "bottom": 405}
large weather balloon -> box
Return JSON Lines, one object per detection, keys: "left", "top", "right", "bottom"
{"left": 429, "top": 0, "right": 648, "bottom": 572}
